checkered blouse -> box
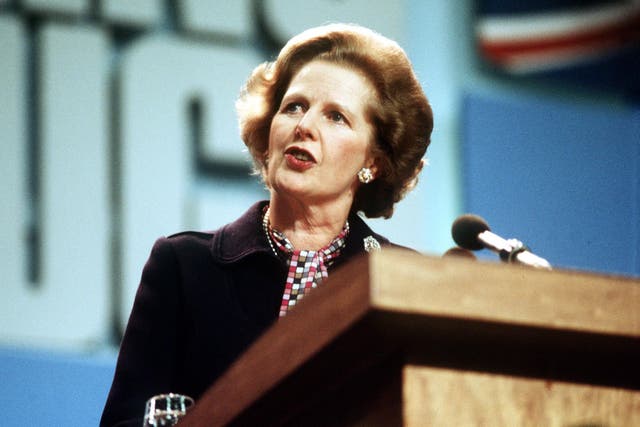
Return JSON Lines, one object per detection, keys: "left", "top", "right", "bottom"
{"left": 262, "top": 208, "right": 349, "bottom": 317}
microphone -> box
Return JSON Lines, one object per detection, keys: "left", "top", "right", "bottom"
{"left": 443, "top": 246, "right": 477, "bottom": 260}
{"left": 452, "top": 214, "right": 552, "bottom": 270}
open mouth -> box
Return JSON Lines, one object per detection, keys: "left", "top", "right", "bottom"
{"left": 285, "top": 146, "right": 316, "bottom": 163}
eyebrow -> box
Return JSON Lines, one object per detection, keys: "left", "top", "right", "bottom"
{"left": 281, "top": 83, "right": 374, "bottom": 126}
{"left": 284, "top": 90, "right": 357, "bottom": 113}
{"left": 325, "top": 101, "right": 356, "bottom": 119}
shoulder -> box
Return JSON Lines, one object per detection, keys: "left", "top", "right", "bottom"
{"left": 141, "top": 232, "right": 215, "bottom": 272}
{"left": 346, "top": 212, "right": 417, "bottom": 255}
{"left": 151, "top": 201, "right": 272, "bottom": 265}
{"left": 164, "top": 230, "right": 215, "bottom": 251}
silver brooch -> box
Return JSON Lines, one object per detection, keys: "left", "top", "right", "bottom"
{"left": 363, "top": 236, "right": 381, "bottom": 253}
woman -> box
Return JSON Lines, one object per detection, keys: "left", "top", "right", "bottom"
{"left": 101, "top": 23, "right": 433, "bottom": 426}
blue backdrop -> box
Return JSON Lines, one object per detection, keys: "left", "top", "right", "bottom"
{"left": 462, "top": 91, "right": 639, "bottom": 276}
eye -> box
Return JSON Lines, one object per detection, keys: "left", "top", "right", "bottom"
{"left": 283, "top": 102, "right": 304, "bottom": 114}
{"left": 328, "top": 110, "right": 347, "bottom": 124}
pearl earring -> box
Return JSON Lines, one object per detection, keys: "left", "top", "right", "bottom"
{"left": 357, "top": 167, "right": 374, "bottom": 184}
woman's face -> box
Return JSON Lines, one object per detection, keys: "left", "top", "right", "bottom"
{"left": 266, "top": 60, "right": 377, "bottom": 208}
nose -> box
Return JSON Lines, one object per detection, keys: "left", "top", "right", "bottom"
{"left": 295, "top": 110, "right": 317, "bottom": 141}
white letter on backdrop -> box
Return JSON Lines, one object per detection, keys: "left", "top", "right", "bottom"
{"left": 22, "top": 0, "right": 90, "bottom": 16}
{"left": 0, "top": 21, "right": 110, "bottom": 349}
{"left": 179, "top": 0, "right": 253, "bottom": 38}
{"left": 119, "top": 36, "right": 262, "bottom": 326}
{"left": 263, "top": 0, "right": 406, "bottom": 45}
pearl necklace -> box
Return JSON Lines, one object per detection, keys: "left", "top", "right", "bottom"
{"left": 262, "top": 206, "right": 279, "bottom": 257}
{"left": 262, "top": 205, "right": 350, "bottom": 257}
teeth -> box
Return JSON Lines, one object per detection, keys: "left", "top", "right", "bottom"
{"left": 293, "top": 151, "right": 311, "bottom": 161}
{"left": 288, "top": 148, "right": 312, "bottom": 162}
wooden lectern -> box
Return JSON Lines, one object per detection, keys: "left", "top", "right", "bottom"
{"left": 179, "top": 249, "right": 640, "bottom": 426}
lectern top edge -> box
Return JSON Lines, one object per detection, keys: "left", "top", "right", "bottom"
{"left": 367, "top": 249, "right": 640, "bottom": 338}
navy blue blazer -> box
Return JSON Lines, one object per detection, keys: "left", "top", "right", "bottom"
{"left": 100, "top": 201, "right": 393, "bottom": 427}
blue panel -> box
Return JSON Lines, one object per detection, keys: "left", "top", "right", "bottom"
{"left": 0, "top": 347, "right": 116, "bottom": 427}
{"left": 462, "top": 91, "right": 639, "bottom": 276}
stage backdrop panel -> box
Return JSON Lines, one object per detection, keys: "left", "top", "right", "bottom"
{"left": 462, "top": 90, "right": 639, "bottom": 276}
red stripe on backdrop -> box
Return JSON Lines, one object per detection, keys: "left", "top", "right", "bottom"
{"left": 478, "top": 10, "right": 640, "bottom": 63}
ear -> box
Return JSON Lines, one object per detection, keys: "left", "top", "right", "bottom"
{"left": 365, "top": 141, "right": 383, "bottom": 180}
{"left": 259, "top": 151, "right": 271, "bottom": 185}
{"left": 260, "top": 150, "right": 269, "bottom": 170}
{"left": 366, "top": 156, "right": 380, "bottom": 179}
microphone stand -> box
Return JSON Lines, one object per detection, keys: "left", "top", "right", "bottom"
{"left": 478, "top": 231, "right": 552, "bottom": 270}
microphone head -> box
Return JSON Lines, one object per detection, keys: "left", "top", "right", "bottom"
{"left": 443, "top": 246, "right": 477, "bottom": 260}
{"left": 452, "top": 214, "right": 490, "bottom": 251}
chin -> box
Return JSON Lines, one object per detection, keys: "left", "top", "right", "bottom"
{"left": 271, "top": 179, "right": 310, "bottom": 198}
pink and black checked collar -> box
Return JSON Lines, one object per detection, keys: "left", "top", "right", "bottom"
{"left": 262, "top": 206, "right": 349, "bottom": 317}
